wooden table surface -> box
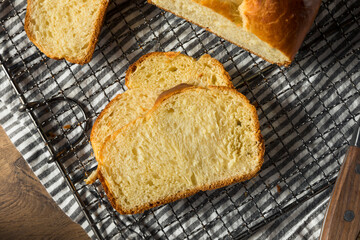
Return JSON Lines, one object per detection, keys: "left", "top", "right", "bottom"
{"left": 0, "top": 126, "right": 89, "bottom": 240}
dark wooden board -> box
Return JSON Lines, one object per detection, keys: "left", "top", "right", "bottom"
{"left": 320, "top": 146, "right": 360, "bottom": 240}
{"left": 0, "top": 126, "right": 89, "bottom": 240}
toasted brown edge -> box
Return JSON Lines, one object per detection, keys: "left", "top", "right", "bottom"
{"left": 147, "top": 1, "right": 291, "bottom": 66}
{"left": 97, "top": 84, "right": 264, "bottom": 214}
{"left": 24, "top": 0, "right": 109, "bottom": 65}
{"left": 125, "top": 51, "right": 234, "bottom": 89}
{"left": 240, "top": 0, "right": 322, "bottom": 62}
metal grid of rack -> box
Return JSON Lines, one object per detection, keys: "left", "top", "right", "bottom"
{"left": 0, "top": 0, "right": 359, "bottom": 239}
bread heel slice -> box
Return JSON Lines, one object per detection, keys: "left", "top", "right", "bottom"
{"left": 25, "top": 0, "right": 109, "bottom": 64}
{"left": 98, "top": 85, "right": 264, "bottom": 214}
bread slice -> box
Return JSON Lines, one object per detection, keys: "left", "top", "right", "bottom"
{"left": 25, "top": 0, "right": 109, "bottom": 64}
{"left": 125, "top": 52, "right": 233, "bottom": 91}
{"left": 148, "top": 0, "right": 322, "bottom": 66}
{"left": 90, "top": 89, "right": 158, "bottom": 166}
{"left": 98, "top": 84, "right": 264, "bottom": 214}
{"left": 89, "top": 52, "right": 233, "bottom": 164}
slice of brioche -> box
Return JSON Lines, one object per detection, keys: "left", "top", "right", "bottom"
{"left": 98, "top": 84, "right": 264, "bottom": 214}
{"left": 148, "top": 0, "right": 321, "bottom": 66}
{"left": 25, "top": 0, "right": 109, "bottom": 64}
{"left": 90, "top": 52, "right": 233, "bottom": 163}
{"left": 90, "top": 89, "right": 158, "bottom": 165}
{"left": 125, "top": 52, "right": 233, "bottom": 91}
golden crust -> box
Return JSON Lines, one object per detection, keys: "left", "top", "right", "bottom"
{"left": 240, "top": 0, "right": 322, "bottom": 64}
{"left": 148, "top": 0, "right": 322, "bottom": 66}
{"left": 97, "top": 85, "right": 264, "bottom": 214}
{"left": 146, "top": 2, "right": 286, "bottom": 66}
{"left": 24, "top": 0, "right": 109, "bottom": 65}
{"left": 194, "top": 0, "right": 243, "bottom": 25}
{"left": 125, "top": 52, "right": 234, "bottom": 89}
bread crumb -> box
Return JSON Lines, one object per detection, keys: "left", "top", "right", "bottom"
{"left": 63, "top": 124, "right": 71, "bottom": 129}
{"left": 276, "top": 185, "right": 281, "bottom": 193}
{"left": 84, "top": 170, "right": 98, "bottom": 184}
{"left": 48, "top": 131, "right": 56, "bottom": 138}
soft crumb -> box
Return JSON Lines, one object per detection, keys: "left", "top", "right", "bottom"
{"left": 63, "top": 124, "right": 71, "bottom": 129}
{"left": 244, "top": 191, "right": 248, "bottom": 197}
{"left": 276, "top": 184, "right": 281, "bottom": 193}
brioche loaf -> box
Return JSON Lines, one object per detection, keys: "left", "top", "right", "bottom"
{"left": 98, "top": 84, "right": 264, "bottom": 214}
{"left": 90, "top": 52, "right": 233, "bottom": 164}
{"left": 25, "top": 0, "right": 109, "bottom": 64}
{"left": 148, "top": 0, "right": 322, "bottom": 66}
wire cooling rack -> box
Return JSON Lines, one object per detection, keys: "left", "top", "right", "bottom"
{"left": 1, "top": 0, "right": 360, "bottom": 239}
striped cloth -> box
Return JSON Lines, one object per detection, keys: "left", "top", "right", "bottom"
{"left": 0, "top": 0, "right": 359, "bottom": 239}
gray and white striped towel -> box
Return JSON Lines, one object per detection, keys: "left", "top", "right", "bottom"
{"left": 0, "top": 0, "right": 359, "bottom": 239}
